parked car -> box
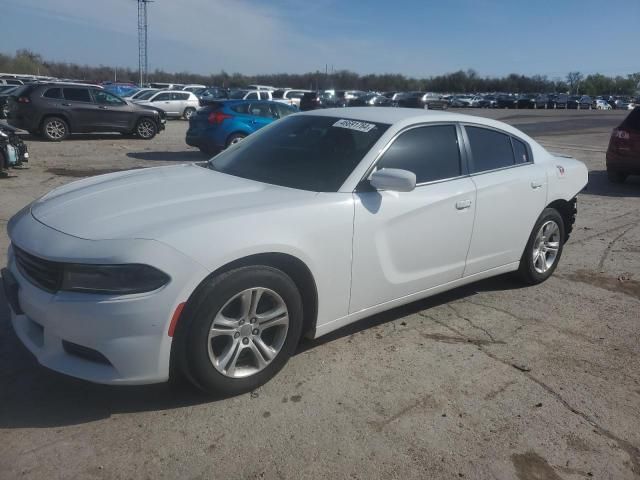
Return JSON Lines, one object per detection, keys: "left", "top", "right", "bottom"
{"left": 550, "top": 94, "right": 569, "bottom": 109}
{"left": 514, "top": 94, "right": 535, "bottom": 109}
{"left": 195, "top": 87, "right": 230, "bottom": 104}
{"left": 182, "top": 84, "right": 207, "bottom": 92}
{"left": 228, "top": 89, "right": 274, "bottom": 101}
{"left": 299, "top": 91, "right": 345, "bottom": 111}
{"left": 0, "top": 123, "right": 28, "bottom": 177}
{"left": 134, "top": 90, "right": 200, "bottom": 120}
{"left": 606, "top": 107, "right": 640, "bottom": 183}
{"left": 4, "top": 108, "right": 587, "bottom": 395}
{"left": 533, "top": 94, "right": 552, "bottom": 109}
{"left": 6, "top": 83, "right": 165, "bottom": 141}
{"left": 185, "top": 100, "right": 296, "bottom": 155}
{"left": 395, "top": 92, "right": 448, "bottom": 109}
{"left": 614, "top": 98, "right": 632, "bottom": 110}
{"left": 595, "top": 99, "right": 612, "bottom": 110}
{"left": 449, "top": 95, "right": 473, "bottom": 108}
{"left": 496, "top": 95, "right": 518, "bottom": 109}
{"left": 102, "top": 83, "right": 139, "bottom": 98}
{"left": 470, "top": 95, "right": 491, "bottom": 108}
{"left": 347, "top": 93, "right": 394, "bottom": 107}
{"left": 0, "top": 78, "right": 24, "bottom": 86}
{"left": 0, "top": 86, "right": 18, "bottom": 118}
{"left": 578, "top": 96, "right": 593, "bottom": 109}
{"left": 271, "top": 89, "right": 310, "bottom": 108}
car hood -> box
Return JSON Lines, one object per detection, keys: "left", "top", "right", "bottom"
{"left": 31, "top": 164, "right": 316, "bottom": 240}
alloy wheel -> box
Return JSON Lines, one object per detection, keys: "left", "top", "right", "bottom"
{"left": 137, "top": 119, "right": 155, "bottom": 139}
{"left": 532, "top": 220, "right": 560, "bottom": 274}
{"left": 207, "top": 287, "right": 289, "bottom": 378}
{"left": 45, "top": 120, "right": 66, "bottom": 140}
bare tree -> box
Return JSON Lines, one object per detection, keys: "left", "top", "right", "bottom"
{"left": 566, "top": 71, "right": 583, "bottom": 94}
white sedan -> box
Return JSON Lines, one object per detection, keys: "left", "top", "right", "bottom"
{"left": 3, "top": 108, "right": 588, "bottom": 395}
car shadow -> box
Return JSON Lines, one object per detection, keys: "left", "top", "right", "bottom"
{"left": 581, "top": 170, "right": 640, "bottom": 198}
{"left": 126, "top": 151, "right": 205, "bottom": 162}
{"left": 18, "top": 133, "right": 134, "bottom": 142}
{"left": 0, "top": 273, "right": 522, "bottom": 428}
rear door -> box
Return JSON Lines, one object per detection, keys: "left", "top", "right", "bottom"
{"left": 171, "top": 92, "right": 190, "bottom": 115}
{"left": 247, "top": 102, "right": 275, "bottom": 131}
{"left": 62, "top": 87, "right": 99, "bottom": 131}
{"left": 150, "top": 92, "right": 174, "bottom": 116}
{"left": 462, "top": 125, "right": 547, "bottom": 276}
{"left": 90, "top": 89, "right": 132, "bottom": 130}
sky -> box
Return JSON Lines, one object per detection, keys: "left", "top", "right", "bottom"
{"left": 2, "top": 0, "right": 639, "bottom": 79}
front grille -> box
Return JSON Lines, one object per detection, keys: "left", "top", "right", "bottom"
{"left": 14, "top": 246, "right": 63, "bottom": 293}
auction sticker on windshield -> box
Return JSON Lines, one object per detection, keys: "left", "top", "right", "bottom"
{"left": 333, "top": 119, "right": 376, "bottom": 133}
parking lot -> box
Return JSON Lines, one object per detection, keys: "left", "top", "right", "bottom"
{"left": 1, "top": 109, "right": 639, "bottom": 479}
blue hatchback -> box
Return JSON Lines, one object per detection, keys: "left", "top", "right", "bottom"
{"left": 186, "top": 100, "right": 297, "bottom": 155}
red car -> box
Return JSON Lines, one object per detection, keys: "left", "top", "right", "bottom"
{"left": 606, "top": 107, "right": 640, "bottom": 183}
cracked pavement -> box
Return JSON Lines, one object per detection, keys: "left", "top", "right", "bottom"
{"left": 1, "top": 110, "right": 639, "bottom": 479}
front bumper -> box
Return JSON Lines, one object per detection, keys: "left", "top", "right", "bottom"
{"left": 5, "top": 209, "right": 209, "bottom": 385}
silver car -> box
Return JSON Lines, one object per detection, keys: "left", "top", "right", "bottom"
{"left": 135, "top": 90, "right": 200, "bottom": 119}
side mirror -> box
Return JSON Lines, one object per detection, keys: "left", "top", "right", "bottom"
{"left": 369, "top": 168, "right": 416, "bottom": 192}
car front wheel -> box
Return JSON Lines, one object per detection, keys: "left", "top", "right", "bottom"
{"left": 135, "top": 118, "right": 157, "bottom": 139}
{"left": 518, "top": 208, "right": 565, "bottom": 285}
{"left": 175, "top": 266, "right": 303, "bottom": 396}
{"left": 183, "top": 107, "right": 196, "bottom": 120}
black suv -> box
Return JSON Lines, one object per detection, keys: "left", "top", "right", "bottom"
{"left": 7, "top": 83, "right": 166, "bottom": 141}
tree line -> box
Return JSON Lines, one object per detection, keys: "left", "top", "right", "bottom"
{"left": 1, "top": 49, "right": 638, "bottom": 96}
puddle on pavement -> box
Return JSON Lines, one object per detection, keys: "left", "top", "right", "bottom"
{"left": 562, "top": 270, "right": 640, "bottom": 299}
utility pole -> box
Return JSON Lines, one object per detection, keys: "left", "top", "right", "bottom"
{"left": 138, "top": 0, "right": 152, "bottom": 86}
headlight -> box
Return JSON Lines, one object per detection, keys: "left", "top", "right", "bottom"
{"left": 61, "top": 264, "right": 170, "bottom": 294}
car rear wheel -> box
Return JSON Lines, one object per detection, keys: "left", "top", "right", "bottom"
{"left": 183, "top": 107, "right": 196, "bottom": 120}
{"left": 517, "top": 208, "right": 565, "bottom": 285}
{"left": 175, "top": 266, "right": 303, "bottom": 396}
{"left": 135, "top": 118, "right": 157, "bottom": 140}
{"left": 607, "top": 170, "right": 627, "bottom": 184}
{"left": 41, "top": 117, "right": 69, "bottom": 142}
{"left": 226, "top": 133, "right": 246, "bottom": 148}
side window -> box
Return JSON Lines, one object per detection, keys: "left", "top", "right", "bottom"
{"left": 466, "top": 126, "right": 514, "bottom": 172}
{"left": 246, "top": 92, "right": 258, "bottom": 100}
{"left": 376, "top": 125, "right": 461, "bottom": 183}
{"left": 274, "top": 103, "right": 294, "bottom": 118}
{"left": 43, "top": 88, "right": 62, "bottom": 99}
{"left": 63, "top": 88, "right": 92, "bottom": 103}
{"left": 93, "top": 90, "right": 125, "bottom": 105}
{"left": 153, "top": 92, "right": 171, "bottom": 101}
{"left": 171, "top": 92, "right": 189, "bottom": 100}
{"left": 231, "top": 103, "right": 250, "bottom": 114}
{"left": 248, "top": 103, "right": 273, "bottom": 118}
{"left": 512, "top": 137, "right": 530, "bottom": 164}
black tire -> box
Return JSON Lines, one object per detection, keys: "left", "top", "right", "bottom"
{"left": 607, "top": 170, "right": 627, "bottom": 184}
{"left": 135, "top": 117, "right": 157, "bottom": 140}
{"left": 175, "top": 266, "right": 303, "bottom": 396}
{"left": 183, "top": 107, "right": 196, "bottom": 120}
{"left": 517, "top": 208, "right": 565, "bottom": 285}
{"left": 226, "top": 133, "right": 246, "bottom": 148}
{"left": 41, "top": 116, "right": 69, "bottom": 142}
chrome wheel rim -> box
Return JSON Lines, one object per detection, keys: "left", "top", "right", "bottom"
{"left": 207, "top": 287, "right": 289, "bottom": 378}
{"left": 137, "top": 120, "right": 154, "bottom": 138}
{"left": 230, "top": 136, "right": 244, "bottom": 145}
{"left": 533, "top": 220, "right": 560, "bottom": 274}
{"left": 184, "top": 108, "right": 195, "bottom": 119}
{"left": 45, "top": 120, "right": 66, "bottom": 139}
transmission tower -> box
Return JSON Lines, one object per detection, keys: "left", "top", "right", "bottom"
{"left": 138, "top": 0, "right": 152, "bottom": 86}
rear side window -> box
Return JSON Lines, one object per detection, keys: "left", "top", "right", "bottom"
{"left": 43, "top": 88, "right": 62, "bottom": 99}
{"left": 171, "top": 92, "right": 189, "bottom": 100}
{"left": 466, "top": 126, "right": 514, "bottom": 172}
{"left": 246, "top": 92, "right": 259, "bottom": 100}
{"left": 273, "top": 103, "right": 295, "bottom": 118}
{"left": 63, "top": 88, "right": 92, "bottom": 102}
{"left": 248, "top": 103, "right": 273, "bottom": 118}
{"left": 230, "top": 103, "right": 250, "bottom": 114}
{"left": 377, "top": 125, "right": 461, "bottom": 183}
{"left": 512, "top": 137, "right": 530, "bottom": 164}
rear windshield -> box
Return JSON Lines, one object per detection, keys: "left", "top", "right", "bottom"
{"left": 209, "top": 115, "right": 390, "bottom": 192}
{"left": 622, "top": 107, "right": 640, "bottom": 131}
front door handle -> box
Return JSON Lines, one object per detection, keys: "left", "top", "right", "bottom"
{"left": 531, "top": 181, "right": 543, "bottom": 189}
{"left": 455, "top": 199, "right": 472, "bottom": 210}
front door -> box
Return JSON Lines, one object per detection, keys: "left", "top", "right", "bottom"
{"left": 350, "top": 124, "right": 476, "bottom": 314}
{"left": 90, "top": 90, "right": 132, "bottom": 130}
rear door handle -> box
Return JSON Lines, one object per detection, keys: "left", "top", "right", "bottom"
{"left": 455, "top": 199, "right": 472, "bottom": 210}
{"left": 531, "top": 181, "right": 543, "bottom": 189}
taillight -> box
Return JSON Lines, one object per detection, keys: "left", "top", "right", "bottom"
{"left": 208, "top": 111, "right": 232, "bottom": 124}
{"left": 614, "top": 129, "right": 630, "bottom": 140}
{"left": 17, "top": 96, "right": 30, "bottom": 104}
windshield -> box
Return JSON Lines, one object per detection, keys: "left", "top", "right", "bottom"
{"left": 136, "top": 89, "right": 157, "bottom": 100}
{"left": 0, "top": 86, "right": 17, "bottom": 94}
{"left": 209, "top": 115, "right": 390, "bottom": 192}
